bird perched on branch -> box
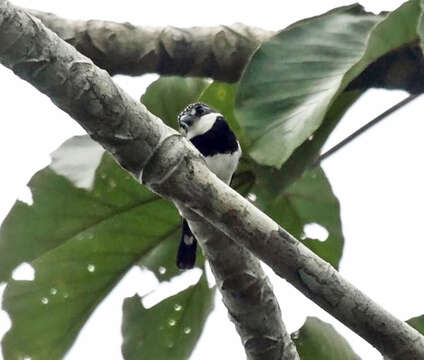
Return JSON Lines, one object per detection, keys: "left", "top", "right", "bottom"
{"left": 176, "top": 102, "right": 241, "bottom": 269}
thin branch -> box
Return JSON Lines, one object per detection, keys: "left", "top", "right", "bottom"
{"left": 25, "top": 8, "right": 274, "bottom": 82}
{"left": 315, "top": 94, "right": 421, "bottom": 165}
{"left": 179, "top": 208, "right": 299, "bottom": 360}
{"left": 1, "top": 2, "right": 424, "bottom": 359}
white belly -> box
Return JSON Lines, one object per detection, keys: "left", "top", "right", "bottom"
{"left": 205, "top": 145, "right": 241, "bottom": 184}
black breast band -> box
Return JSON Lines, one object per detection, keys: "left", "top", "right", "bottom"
{"left": 190, "top": 116, "right": 238, "bottom": 157}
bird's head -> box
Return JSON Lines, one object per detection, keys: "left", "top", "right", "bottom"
{"left": 177, "top": 102, "right": 219, "bottom": 139}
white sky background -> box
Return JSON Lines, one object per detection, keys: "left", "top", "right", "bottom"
{"left": 0, "top": 0, "right": 422, "bottom": 359}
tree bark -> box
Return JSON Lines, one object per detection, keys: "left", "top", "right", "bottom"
{"left": 25, "top": 8, "right": 273, "bottom": 82}
{"left": 0, "top": 3, "right": 296, "bottom": 360}
{"left": 1, "top": 2, "right": 424, "bottom": 359}
{"left": 180, "top": 208, "right": 299, "bottom": 360}
{"left": 26, "top": 8, "right": 424, "bottom": 94}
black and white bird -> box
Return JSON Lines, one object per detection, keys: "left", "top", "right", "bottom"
{"left": 176, "top": 102, "right": 241, "bottom": 269}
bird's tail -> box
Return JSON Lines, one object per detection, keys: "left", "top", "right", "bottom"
{"left": 177, "top": 219, "right": 197, "bottom": 269}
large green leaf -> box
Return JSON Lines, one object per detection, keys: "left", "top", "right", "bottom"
{"left": 292, "top": 317, "right": 361, "bottom": 360}
{"left": 1, "top": 136, "right": 184, "bottom": 359}
{"left": 1, "top": 76, "right": 214, "bottom": 359}
{"left": 236, "top": 1, "right": 423, "bottom": 167}
{"left": 199, "top": 80, "right": 346, "bottom": 268}
{"left": 122, "top": 274, "right": 214, "bottom": 360}
{"left": 274, "top": 89, "right": 364, "bottom": 190}
{"left": 199, "top": 80, "right": 363, "bottom": 191}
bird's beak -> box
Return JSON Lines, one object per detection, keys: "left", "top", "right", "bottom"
{"left": 178, "top": 114, "right": 194, "bottom": 133}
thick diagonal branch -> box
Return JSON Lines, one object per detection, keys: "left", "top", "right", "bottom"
{"left": 1, "top": 2, "right": 423, "bottom": 359}
{"left": 0, "top": 3, "right": 295, "bottom": 360}
{"left": 25, "top": 8, "right": 273, "bottom": 82}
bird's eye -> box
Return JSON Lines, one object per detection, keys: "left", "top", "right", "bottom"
{"left": 195, "top": 106, "right": 204, "bottom": 116}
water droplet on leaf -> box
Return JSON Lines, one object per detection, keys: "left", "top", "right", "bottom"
{"left": 41, "top": 297, "right": 49, "bottom": 304}
{"left": 168, "top": 319, "right": 176, "bottom": 326}
{"left": 174, "top": 304, "right": 182, "bottom": 311}
{"left": 158, "top": 266, "right": 166, "bottom": 275}
{"left": 87, "top": 264, "right": 96, "bottom": 272}
{"left": 184, "top": 327, "right": 191, "bottom": 334}
{"left": 50, "top": 288, "right": 57, "bottom": 295}
{"left": 108, "top": 179, "right": 117, "bottom": 189}
{"left": 77, "top": 233, "right": 85, "bottom": 241}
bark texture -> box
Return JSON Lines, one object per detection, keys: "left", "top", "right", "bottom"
{"left": 144, "top": 137, "right": 424, "bottom": 360}
{"left": 179, "top": 208, "right": 299, "bottom": 360}
{"left": 27, "top": 8, "right": 424, "bottom": 93}
{"left": 0, "top": 3, "right": 296, "bottom": 359}
{"left": 26, "top": 8, "right": 273, "bottom": 82}
{"left": 1, "top": 2, "right": 424, "bottom": 359}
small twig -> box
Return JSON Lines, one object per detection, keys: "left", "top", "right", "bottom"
{"left": 314, "top": 93, "right": 421, "bottom": 166}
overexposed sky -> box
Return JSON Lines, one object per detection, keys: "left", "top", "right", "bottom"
{"left": 1, "top": 1, "right": 423, "bottom": 359}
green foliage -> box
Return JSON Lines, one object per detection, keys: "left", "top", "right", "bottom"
{"left": 0, "top": 75, "right": 346, "bottom": 360}
{"left": 141, "top": 76, "right": 209, "bottom": 129}
{"left": 255, "top": 167, "right": 344, "bottom": 268}
{"left": 236, "top": 0, "right": 424, "bottom": 167}
{"left": 293, "top": 317, "right": 361, "bottom": 359}
{"left": 274, "top": 89, "right": 364, "bottom": 190}
{"left": 2, "top": 1, "right": 424, "bottom": 358}
{"left": 199, "top": 80, "right": 345, "bottom": 268}
{"left": 199, "top": 81, "right": 245, "bottom": 147}
{"left": 1, "top": 137, "right": 183, "bottom": 360}
{"left": 122, "top": 274, "right": 214, "bottom": 360}
{"left": 407, "top": 315, "right": 424, "bottom": 334}
{"left": 1, "top": 77, "right": 211, "bottom": 360}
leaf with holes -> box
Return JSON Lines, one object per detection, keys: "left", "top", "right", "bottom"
{"left": 122, "top": 274, "right": 214, "bottom": 360}
{"left": 197, "top": 81, "right": 345, "bottom": 267}
{"left": 236, "top": 1, "right": 423, "bottom": 167}
{"left": 292, "top": 317, "right": 360, "bottom": 359}
{"left": 0, "top": 135, "right": 185, "bottom": 360}
{"left": 197, "top": 79, "right": 345, "bottom": 357}
{"left": 252, "top": 166, "right": 343, "bottom": 268}
{"left": 1, "top": 76, "right": 214, "bottom": 359}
